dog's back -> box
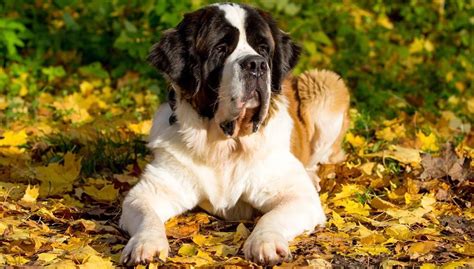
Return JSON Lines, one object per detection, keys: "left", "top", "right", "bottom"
{"left": 284, "top": 69, "right": 350, "bottom": 174}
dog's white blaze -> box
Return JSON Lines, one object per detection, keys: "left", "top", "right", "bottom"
{"left": 214, "top": 3, "right": 262, "bottom": 124}
{"left": 218, "top": 4, "right": 259, "bottom": 62}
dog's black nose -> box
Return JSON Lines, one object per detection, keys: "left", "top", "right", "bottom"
{"left": 240, "top": 55, "right": 267, "bottom": 77}
{"left": 219, "top": 120, "right": 235, "bottom": 137}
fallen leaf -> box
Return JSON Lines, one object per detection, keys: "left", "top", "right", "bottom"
{"left": 407, "top": 241, "right": 438, "bottom": 259}
{"left": 420, "top": 143, "right": 471, "bottom": 182}
{"left": 82, "top": 184, "right": 118, "bottom": 202}
{"left": 0, "top": 130, "right": 28, "bottom": 146}
{"left": 370, "top": 197, "right": 396, "bottom": 210}
{"left": 334, "top": 199, "right": 371, "bottom": 216}
{"left": 385, "top": 224, "right": 411, "bottom": 240}
{"left": 345, "top": 132, "right": 366, "bottom": 148}
{"left": 365, "top": 145, "right": 421, "bottom": 165}
{"left": 35, "top": 152, "right": 81, "bottom": 197}
{"left": 37, "top": 252, "right": 59, "bottom": 263}
{"left": 20, "top": 185, "right": 39, "bottom": 204}
{"left": 417, "top": 131, "right": 439, "bottom": 152}
{"left": 178, "top": 244, "right": 197, "bottom": 257}
{"left": 233, "top": 223, "right": 250, "bottom": 243}
{"left": 208, "top": 244, "right": 238, "bottom": 257}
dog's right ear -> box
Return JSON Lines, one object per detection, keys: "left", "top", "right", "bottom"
{"left": 148, "top": 25, "right": 202, "bottom": 99}
{"left": 147, "top": 29, "right": 185, "bottom": 83}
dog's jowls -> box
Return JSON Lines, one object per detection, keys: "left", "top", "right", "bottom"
{"left": 120, "top": 3, "right": 349, "bottom": 266}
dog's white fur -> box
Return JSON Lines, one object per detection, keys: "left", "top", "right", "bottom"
{"left": 120, "top": 3, "right": 326, "bottom": 265}
{"left": 121, "top": 98, "right": 326, "bottom": 265}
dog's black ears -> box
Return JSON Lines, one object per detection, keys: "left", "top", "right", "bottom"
{"left": 272, "top": 31, "right": 301, "bottom": 93}
{"left": 257, "top": 9, "right": 301, "bottom": 93}
{"left": 147, "top": 29, "right": 185, "bottom": 83}
{"left": 147, "top": 22, "right": 201, "bottom": 99}
{"left": 148, "top": 28, "right": 201, "bottom": 95}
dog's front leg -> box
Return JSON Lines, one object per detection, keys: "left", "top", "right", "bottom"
{"left": 243, "top": 157, "right": 326, "bottom": 266}
{"left": 119, "top": 161, "right": 200, "bottom": 265}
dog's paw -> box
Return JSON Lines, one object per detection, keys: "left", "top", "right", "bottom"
{"left": 243, "top": 230, "right": 291, "bottom": 266}
{"left": 120, "top": 229, "right": 169, "bottom": 265}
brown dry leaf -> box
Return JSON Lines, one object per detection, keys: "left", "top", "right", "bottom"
{"left": 420, "top": 143, "right": 472, "bottom": 182}
{"left": 166, "top": 213, "right": 210, "bottom": 238}
{"left": 370, "top": 197, "right": 396, "bottom": 210}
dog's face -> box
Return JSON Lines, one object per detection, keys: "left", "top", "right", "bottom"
{"left": 148, "top": 3, "right": 300, "bottom": 137}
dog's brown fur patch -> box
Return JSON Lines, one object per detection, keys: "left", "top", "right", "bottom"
{"left": 283, "top": 69, "right": 350, "bottom": 166}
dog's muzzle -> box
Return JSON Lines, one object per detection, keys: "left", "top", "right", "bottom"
{"left": 219, "top": 55, "right": 270, "bottom": 137}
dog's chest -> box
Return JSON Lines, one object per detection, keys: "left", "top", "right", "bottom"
{"left": 196, "top": 160, "right": 251, "bottom": 211}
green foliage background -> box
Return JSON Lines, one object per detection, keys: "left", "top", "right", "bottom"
{"left": 0, "top": 0, "right": 473, "bottom": 120}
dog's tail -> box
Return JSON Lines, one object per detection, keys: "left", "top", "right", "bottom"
{"left": 286, "top": 69, "right": 350, "bottom": 173}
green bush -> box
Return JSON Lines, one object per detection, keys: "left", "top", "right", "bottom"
{"left": 0, "top": 0, "right": 472, "bottom": 119}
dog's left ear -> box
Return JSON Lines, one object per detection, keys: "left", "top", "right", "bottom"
{"left": 258, "top": 10, "right": 301, "bottom": 93}
{"left": 272, "top": 31, "right": 300, "bottom": 93}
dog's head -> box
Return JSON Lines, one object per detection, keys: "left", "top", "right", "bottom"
{"left": 148, "top": 3, "right": 300, "bottom": 137}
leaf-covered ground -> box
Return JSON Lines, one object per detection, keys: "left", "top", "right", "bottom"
{"left": 0, "top": 69, "right": 473, "bottom": 268}
{"left": 1, "top": 1, "right": 473, "bottom": 267}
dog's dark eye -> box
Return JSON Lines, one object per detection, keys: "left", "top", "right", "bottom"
{"left": 214, "top": 44, "right": 228, "bottom": 54}
{"left": 258, "top": 44, "right": 269, "bottom": 55}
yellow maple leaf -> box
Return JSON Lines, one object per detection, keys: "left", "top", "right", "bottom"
{"left": 80, "top": 255, "right": 114, "bottom": 269}
{"left": 35, "top": 152, "right": 81, "bottom": 197}
{"left": 53, "top": 93, "right": 94, "bottom": 124}
{"left": 47, "top": 259, "right": 77, "bottom": 269}
{"left": 333, "top": 184, "right": 366, "bottom": 201}
{"left": 386, "top": 208, "right": 429, "bottom": 225}
{"left": 421, "top": 194, "right": 436, "bottom": 211}
{"left": 82, "top": 184, "right": 118, "bottom": 202}
{"left": 3, "top": 255, "right": 30, "bottom": 265}
{"left": 330, "top": 211, "right": 357, "bottom": 231}
{"left": 441, "top": 260, "right": 473, "bottom": 269}
{"left": 20, "top": 185, "right": 39, "bottom": 203}
{"left": 208, "top": 244, "right": 238, "bottom": 257}
{"left": 355, "top": 245, "right": 390, "bottom": 255}
{"left": 376, "top": 126, "right": 396, "bottom": 141}
{"left": 127, "top": 120, "right": 152, "bottom": 135}
{"left": 335, "top": 199, "right": 371, "bottom": 216}
{"left": 0, "top": 130, "right": 27, "bottom": 147}
{"left": 420, "top": 263, "right": 436, "bottom": 269}
{"left": 385, "top": 224, "right": 412, "bottom": 240}
{"left": 407, "top": 241, "right": 439, "bottom": 259}
{"left": 417, "top": 131, "right": 439, "bottom": 151}
{"left": 345, "top": 132, "right": 365, "bottom": 148}
{"left": 178, "top": 243, "right": 198, "bottom": 257}
{"left": 37, "top": 252, "right": 59, "bottom": 263}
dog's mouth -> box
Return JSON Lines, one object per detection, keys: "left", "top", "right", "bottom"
{"left": 219, "top": 86, "right": 270, "bottom": 138}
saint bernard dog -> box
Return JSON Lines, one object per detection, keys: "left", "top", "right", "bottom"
{"left": 120, "top": 2, "right": 349, "bottom": 266}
